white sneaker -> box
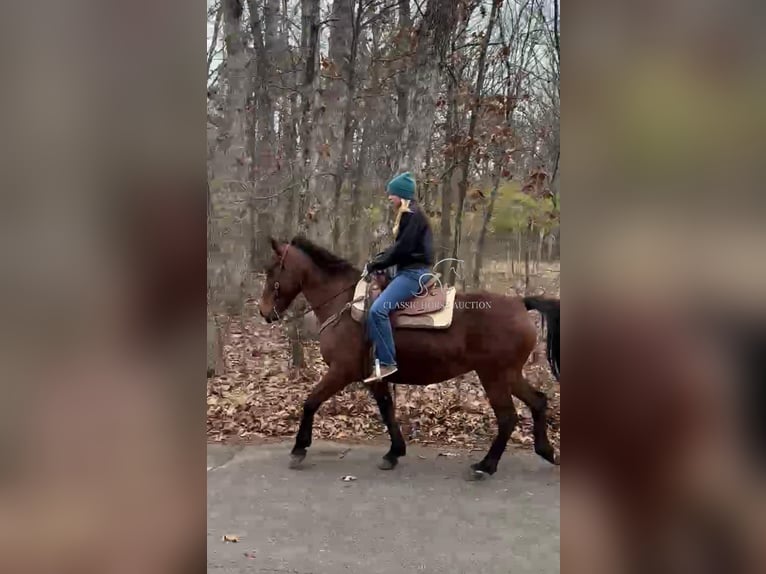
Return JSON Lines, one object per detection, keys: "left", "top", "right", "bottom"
{"left": 363, "top": 364, "right": 398, "bottom": 384}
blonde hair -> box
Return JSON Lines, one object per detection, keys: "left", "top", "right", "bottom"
{"left": 392, "top": 199, "right": 412, "bottom": 236}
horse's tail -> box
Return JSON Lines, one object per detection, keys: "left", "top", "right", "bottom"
{"left": 523, "top": 296, "right": 560, "bottom": 381}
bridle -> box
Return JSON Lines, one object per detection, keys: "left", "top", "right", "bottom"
{"left": 268, "top": 243, "right": 359, "bottom": 324}
{"left": 271, "top": 244, "right": 290, "bottom": 309}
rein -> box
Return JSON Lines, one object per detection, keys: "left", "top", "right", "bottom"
{"left": 288, "top": 280, "right": 360, "bottom": 325}
{"left": 271, "top": 244, "right": 366, "bottom": 333}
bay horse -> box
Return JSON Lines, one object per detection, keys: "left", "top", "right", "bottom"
{"left": 258, "top": 236, "right": 560, "bottom": 478}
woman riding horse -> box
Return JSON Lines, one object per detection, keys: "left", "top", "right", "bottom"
{"left": 363, "top": 172, "right": 435, "bottom": 383}
{"left": 258, "top": 176, "right": 559, "bottom": 475}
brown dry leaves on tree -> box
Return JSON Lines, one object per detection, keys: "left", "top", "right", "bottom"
{"left": 208, "top": 300, "right": 559, "bottom": 453}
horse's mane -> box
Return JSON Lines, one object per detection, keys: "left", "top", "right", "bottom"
{"left": 290, "top": 235, "right": 359, "bottom": 276}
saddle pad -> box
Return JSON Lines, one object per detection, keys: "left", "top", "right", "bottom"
{"left": 394, "top": 286, "right": 456, "bottom": 329}
{"left": 351, "top": 279, "right": 457, "bottom": 330}
{"left": 351, "top": 279, "right": 368, "bottom": 322}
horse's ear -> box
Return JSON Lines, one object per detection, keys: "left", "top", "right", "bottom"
{"left": 270, "top": 237, "right": 283, "bottom": 255}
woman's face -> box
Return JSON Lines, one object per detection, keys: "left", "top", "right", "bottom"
{"left": 388, "top": 194, "right": 401, "bottom": 208}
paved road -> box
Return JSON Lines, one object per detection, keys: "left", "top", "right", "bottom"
{"left": 208, "top": 441, "right": 560, "bottom": 574}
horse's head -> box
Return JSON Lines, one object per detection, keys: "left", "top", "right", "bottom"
{"left": 258, "top": 238, "right": 305, "bottom": 322}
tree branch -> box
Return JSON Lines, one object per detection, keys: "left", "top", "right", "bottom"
{"left": 207, "top": 3, "right": 223, "bottom": 78}
{"left": 360, "top": 1, "right": 400, "bottom": 28}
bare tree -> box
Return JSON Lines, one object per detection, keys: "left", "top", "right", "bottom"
{"left": 207, "top": 3, "right": 223, "bottom": 79}
{"left": 450, "top": 0, "right": 501, "bottom": 268}
{"left": 399, "top": 0, "right": 457, "bottom": 177}
{"left": 207, "top": 0, "right": 561, "bottom": 367}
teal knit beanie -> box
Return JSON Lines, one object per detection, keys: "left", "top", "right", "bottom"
{"left": 386, "top": 172, "right": 416, "bottom": 200}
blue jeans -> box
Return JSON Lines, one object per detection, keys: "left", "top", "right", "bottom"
{"left": 367, "top": 267, "right": 430, "bottom": 366}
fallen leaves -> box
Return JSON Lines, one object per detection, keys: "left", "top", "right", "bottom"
{"left": 207, "top": 299, "right": 560, "bottom": 453}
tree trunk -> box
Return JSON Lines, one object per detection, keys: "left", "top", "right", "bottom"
{"left": 220, "top": 1, "right": 248, "bottom": 164}
{"left": 523, "top": 221, "right": 535, "bottom": 294}
{"left": 349, "top": 120, "right": 369, "bottom": 264}
{"left": 472, "top": 167, "right": 501, "bottom": 287}
{"left": 450, "top": 0, "right": 500, "bottom": 266}
{"left": 216, "top": 0, "right": 249, "bottom": 307}
{"left": 287, "top": 313, "right": 305, "bottom": 368}
{"left": 289, "top": 0, "right": 321, "bottom": 367}
{"left": 392, "top": 0, "right": 411, "bottom": 170}
{"left": 330, "top": 0, "right": 360, "bottom": 253}
{"left": 421, "top": 128, "right": 434, "bottom": 205}
{"left": 298, "top": 0, "right": 320, "bottom": 236}
{"left": 524, "top": 238, "right": 530, "bottom": 294}
{"left": 281, "top": 91, "right": 299, "bottom": 237}
{"left": 247, "top": 0, "right": 280, "bottom": 267}
{"left": 438, "top": 74, "right": 457, "bottom": 280}
{"left": 278, "top": 0, "right": 299, "bottom": 238}
{"left": 399, "top": 0, "right": 456, "bottom": 176}
{"left": 207, "top": 316, "right": 224, "bottom": 377}
{"left": 306, "top": 0, "right": 353, "bottom": 245}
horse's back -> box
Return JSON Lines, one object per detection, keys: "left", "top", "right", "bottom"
{"left": 392, "top": 290, "right": 537, "bottom": 384}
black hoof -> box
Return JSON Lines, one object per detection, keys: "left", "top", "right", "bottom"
{"left": 378, "top": 457, "right": 398, "bottom": 471}
{"left": 535, "top": 445, "right": 559, "bottom": 465}
{"left": 466, "top": 462, "right": 494, "bottom": 481}
{"left": 289, "top": 451, "right": 306, "bottom": 469}
{"left": 466, "top": 467, "right": 489, "bottom": 481}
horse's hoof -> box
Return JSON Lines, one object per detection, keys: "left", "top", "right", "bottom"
{"left": 465, "top": 463, "right": 492, "bottom": 481}
{"left": 289, "top": 453, "right": 306, "bottom": 469}
{"left": 378, "top": 458, "right": 397, "bottom": 471}
{"left": 466, "top": 468, "right": 489, "bottom": 481}
{"left": 536, "top": 445, "right": 559, "bottom": 466}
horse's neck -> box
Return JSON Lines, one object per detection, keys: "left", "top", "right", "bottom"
{"left": 302, "top": 269, "right": 357, "bottom": 324}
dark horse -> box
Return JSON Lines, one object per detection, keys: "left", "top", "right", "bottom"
{"left": 258, "top": 236, "right": 560, "bottom": 478}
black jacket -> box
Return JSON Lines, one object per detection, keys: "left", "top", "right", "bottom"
{"left": 369, "top": 203, "right": 434, "bottom": 272}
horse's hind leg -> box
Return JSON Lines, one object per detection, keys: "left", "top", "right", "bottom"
{"left": 369, "top": 381, "right": 406, "bottom": 470}
{"left": 472, "top": 369, "right": 519, "bottom": 478}
{"left": 510, "top": 373, "right": 558, "bottom": 464}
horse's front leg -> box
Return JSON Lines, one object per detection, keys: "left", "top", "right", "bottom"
{"left": 290, "top": 366, "right": 352, "bottom": 469}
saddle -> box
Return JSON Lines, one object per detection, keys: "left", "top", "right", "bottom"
{"left": 350, "top": 271, "right": 457, "bottom": 330}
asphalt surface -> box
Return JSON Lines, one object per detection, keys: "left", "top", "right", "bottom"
{"left": 208, "top": 441, "right": 560, "bottom": 573}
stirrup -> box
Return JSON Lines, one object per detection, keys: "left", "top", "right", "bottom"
{"left": 363, "top": 360, "right": 397, "bottom": 384}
